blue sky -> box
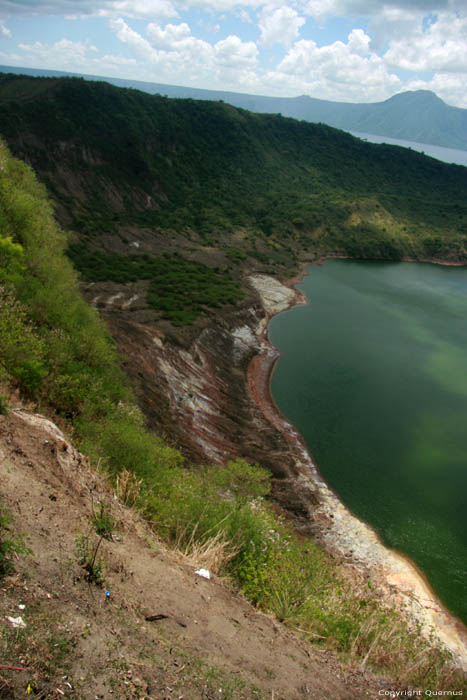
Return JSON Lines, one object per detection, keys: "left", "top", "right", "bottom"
{"left": 0, "top": 1, "right": 466, "bottom": 105}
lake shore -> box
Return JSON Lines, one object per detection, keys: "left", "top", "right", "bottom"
{"left": 247, "top": 264, "right": 467, "bottom": 670}
{"left": 314, "top": 253, "right": 467, "bottom": 268}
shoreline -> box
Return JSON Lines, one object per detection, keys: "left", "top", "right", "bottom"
{"left": 314, "top": 253, "right": 467, "bottom": 268}
{"left": 247, "top": 262, "right": 467, "bottom": 669}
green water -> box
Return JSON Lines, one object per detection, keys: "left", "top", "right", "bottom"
{"left": 269, "top": 260, "right": 467, "bottom": 623}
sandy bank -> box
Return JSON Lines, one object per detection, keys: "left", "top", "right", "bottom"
{"left": 247, "top": 269, "right": 467, "bottom": 670}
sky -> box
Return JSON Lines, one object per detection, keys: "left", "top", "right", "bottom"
{"left": 0, "top": 1, "right": 466, "bottom": 106}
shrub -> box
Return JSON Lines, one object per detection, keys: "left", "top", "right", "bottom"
{"left": 75, "top": 534, "right": 104, "bottom": 586}
{"left": 0, "top": 286, "right": 47, "bottom": 396}
{"left": 90, "top": 501, "right": 115, "bottom": 540}
{"left": 77, "top": 403, "right": 183, "bottom": 481}
{"left": 0, "top": 141, "right": 132, "bottom": 418}
{"left": 0, "top": 392, "right": 8, "bottom": 415}
{"left": 67, "top": 244, "right": 245, "bottom": 325}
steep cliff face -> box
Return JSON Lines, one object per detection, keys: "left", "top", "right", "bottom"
{"left": 81, "top": 272, "right": 322, "bottom": 526}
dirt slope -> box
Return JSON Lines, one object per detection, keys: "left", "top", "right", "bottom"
{"left": 0, "top": 408, "right": 393, "bottom": 699}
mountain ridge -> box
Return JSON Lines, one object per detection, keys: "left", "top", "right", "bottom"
{"left": 1, "top": 64, "right": 466, "bottom": 151}
{"left": 0, "top": 72, "right": 466, "bottom": 266}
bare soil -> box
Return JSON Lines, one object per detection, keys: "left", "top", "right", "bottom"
{"left": 0, "top": 408, "right": 393, "bottom": 699}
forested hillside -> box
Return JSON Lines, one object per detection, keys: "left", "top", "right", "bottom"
{"left": 0, "top": 72, "right": 466, "bottom": 278}
{"left": 3, "top": 66, "right": 467, "bottom": 151}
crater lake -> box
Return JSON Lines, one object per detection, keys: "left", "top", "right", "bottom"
{"left": 269, "top": 260, "right": 467, "bottom": 623}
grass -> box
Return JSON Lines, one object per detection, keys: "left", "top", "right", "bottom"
{"left": 90, "top": 499, "right": 115, "bottom": 540}
{"left": 0, "top": 503, "right": 30, "bottom": 578}
{"left": 0, "top": 600, "right": 79, "bottom": 698}
{"left": 177, "top": 530, "right": 239, "bottom": 575}
{"left": 75, "top": 533, "right": 105, "bottom": 586}
{"left": 104, "top": 450, "right": 465, "bottom": 690}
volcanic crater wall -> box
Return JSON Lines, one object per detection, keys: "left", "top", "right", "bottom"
{"left": 83, "top": 274, "right": 321, "bottom": 527}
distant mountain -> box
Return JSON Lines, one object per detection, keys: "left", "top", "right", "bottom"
{"left": 0, "top": 64, "right": 466, "bottom": 151}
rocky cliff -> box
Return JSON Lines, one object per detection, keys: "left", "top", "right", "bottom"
{"left": 84, "top": 272, "right": 321, "bottom": 525}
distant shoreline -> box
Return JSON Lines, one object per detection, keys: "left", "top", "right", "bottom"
{"left": 314, "top": 253, "right": 467, "bottom": 268}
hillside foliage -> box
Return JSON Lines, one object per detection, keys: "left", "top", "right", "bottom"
{"left": 2, "top": 66, "right": 467, "bottom": 149}
{"left": 67, "top": 244, "right": 244, "bottom": 325}
{"left": 0, "top": 73, "right": 466, "bottom": 271}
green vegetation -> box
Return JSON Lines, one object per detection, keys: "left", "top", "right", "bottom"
{"left": 90, "top": 500, "right": 115, "bottom": 540}
{"left": 0, "top": 74, "right": 466, "bottom": 266}
{"left": 75, "top": 533, "right": 105, "bottom": 586}
{"left": 0, "top": 503, "right": 30, "bottom": 578}
{"left": 4, "top": 69, "right": 467, "bottom": 150}
{"left": 0, "top": 139, "right": 132, "bottom": 419}
{"left": 67, "top": 244, "right": 244, "bottom": 325}
{"left": 0, "top": 113, "right": 466, "bottom": 690}
{"left": 1, "top": 603, "right": 78, "bottom": 696}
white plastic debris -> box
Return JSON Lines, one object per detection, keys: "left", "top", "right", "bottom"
{"left": 6, "top": 615, "right": 26, "bottom": 628}
{"left": 18, "top": 604, "right": 25, "bottom": 610}
{"left": 195, "top": 568, "right": 211, "bottom": 580}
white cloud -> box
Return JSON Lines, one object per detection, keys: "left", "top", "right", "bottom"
{"left": 110, "top": 17, "right": 155, "bottom": 58}
{"left": 111, "top": 17, "right": 258, "bottom": 89}
{"left": 97, "top": 0, "right": 178, "bottom": 19}
{"left": 300, "top": 0, "right": 340, "bottom": 21}
{"left": 147, "top": 21, "right": 192, "bottom": 48}
{"left": 368, "top": 7, "right": 422, "bottom": 52}
{"left": 0, "top": 0, "right": 178, "bottom": 20}
{"left": 301, "top": 0, "right": 466, "bottom": 20}
{"left": 13, "top": 37, "right": 138, "bottom": 76}
{"left": 384, "top": 11, "right": 467, "bottom": 72}
{"left": 2, "top": 0, "right": 467, "bottom": 107}
{"left": 2, "top": 0, "right": 467, "bottom": 19}
{"left": 0, "top": 20, "right": 11, "bottom": 36}
{"left": 178, "top": 0, "right": 263, "bottom": 10}
{"left": 347, "top": 27, "right": 370, "bottom": 55}
{"left": 18, "top": 38, "right": 96, "bottom": 65}
{"left": 98, "top": 53, "right": 138, "bottom": 66}
{"left": 259, "top": 6, "right": 305, "bottom": 48}
{"left": 0, "top": 0, "right": 266, "bottom": 17}
{"left": 267, "top": 29, "right": 400, "bottom": 101}
{"left": 236, "top": 8, "right": 252, "bottom": 23}
{"left": 215, "top": 33, "right": 257, "bottom": 67}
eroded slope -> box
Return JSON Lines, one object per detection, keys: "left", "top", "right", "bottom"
{"left": 0, "top": 408, "right": 385, "bottom": 699}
